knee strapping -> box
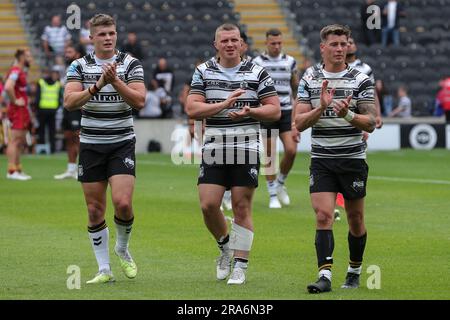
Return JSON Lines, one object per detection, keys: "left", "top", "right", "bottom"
{"left": 229, "top": 222, "right": 254, "bottom": 251}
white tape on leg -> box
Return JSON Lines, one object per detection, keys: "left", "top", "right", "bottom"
{"left": 229, "top": 222, "right": 254, "bottom": 251}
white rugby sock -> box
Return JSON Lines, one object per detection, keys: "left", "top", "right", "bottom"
{"left": 319, "top": 269, "right": 332, "bottom": 281}
{"left": 68, "top": 163, "right": 77, "bottom": 172}
{"left": 347, "top": 266, "right": 362, "bottom": 275}
{"left": 88, "top": 221, "right": 110, "bottom": 272}
{"left": 234, "top": 258, "right": 248, "bottom": 269}
{"left": 277, "top": 173, "right": 288, "bottom": 185}
{"left": 267, "top": 180, "right": 277, "bottom": 197}
{"left": 114, "top": 216, "right": 134, "bottom": 254}
{"left": 217, "top": 234, "right": 230, "bottom": 251}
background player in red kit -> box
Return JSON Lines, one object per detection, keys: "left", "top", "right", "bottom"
{"left": 5, "top": 48, "right": 33, "bottom": 180}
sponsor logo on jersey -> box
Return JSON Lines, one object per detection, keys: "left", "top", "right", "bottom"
{"left": 264, "top": 79, "right": 274, "bottom": 87}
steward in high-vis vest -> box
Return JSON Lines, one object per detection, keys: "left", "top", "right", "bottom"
{"left": 36, "top": 68, "right": 62, "bottom": 153}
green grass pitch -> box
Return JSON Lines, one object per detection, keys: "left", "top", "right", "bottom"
{"left": 1, "top": 149, "right": 449, "bottom": 300}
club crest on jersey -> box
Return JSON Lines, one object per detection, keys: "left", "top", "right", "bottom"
{"left": 123, "top": 157, "right": 135, "bottom": 169}
{"left": 344, "top": 89, "right": 354, "bottom": 97}
{"left": 240, "top": 80, "right": 248, "bottom": 89}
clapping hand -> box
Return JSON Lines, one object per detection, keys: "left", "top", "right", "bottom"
{"left": 320, "top": 80, "right": 335, "bottom": 110}
{"left": 102, "top": 62, "right": 118, "bottom": 84}
{"left": 332, "top": 95, "right": 352, "bottom": 118}
{"left": 229, "top": 105, "right": 251, "bottom": 121}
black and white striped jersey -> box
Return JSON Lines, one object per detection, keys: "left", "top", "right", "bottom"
{"left": 66, "top": 51, "right": 144, "bottom": 144}
{"left": 252, "top": 53, "right": 296, "bottom": 111}
{"left": 348, "top": 59, "right": 375, "bottom": 83}
{"left": 301, "top": 62, "right": 322, "bottom": 78}
{"left": 297, "top": 65, "right": 375, "bottom": 159}
{"left": 189, "top": 58, "right": 277, "bottom": 156}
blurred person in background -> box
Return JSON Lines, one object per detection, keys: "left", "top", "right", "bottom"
{"left": 436, "top": 77, "right": 450, "bottom": 122}
{"left": 375, "top": 79, "right": 393, "bottom": 116}
{"left": 35, "top": 68, "right": 62, "bottom": 154}
{"left": 80, "top": 20, "right": 94, "bottom": 55}
{"left": 54, "top": 44, "right": 84, "bottom": 180}
{"left": 153, "top": 57, "right": 174, "bottom": 93}
{"left": 122, "top": 31, "right": 143, "bottom": 61}
{"left": 140, "top": 79, "right": 171, "bottom": 118}
{"left": 381, "top": 0, "right": 405, "bottom": 47}
{"left": 5, "top": 49, "right": 33, "bottom": 180}
{"left": 389, "top": 85, "right": 411, "bottom": 118}
{"left": 253, "top": 28, "right": 299, "bottom": 209}
{"left": 41, "top": 15, "right": 71, "bottom": 63}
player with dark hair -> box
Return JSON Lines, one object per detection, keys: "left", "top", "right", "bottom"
{"left": 295, "top": 25, "right": 376, "bottom": 293}
{"left": 253, "top": 28, "right": 299, "bottom": 208}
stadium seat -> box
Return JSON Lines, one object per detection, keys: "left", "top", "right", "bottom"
{"left": 412, "top": 95, "right": 433, "bottom": 116}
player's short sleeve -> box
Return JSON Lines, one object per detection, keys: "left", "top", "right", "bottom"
{"left": 357, "top": 77, "right": 375, "bottom": 106}
{"left": 126, "top": 59, "right": 145, "bottom": 83}
{"left": 189, "top": 68, "right": 205, "bottom": 96}
{"left": 257, "top": 68, "right": 277, "bottom": 99}
{"left": 291, "top": 58, "right": 297, "bottom": 73}
{"left": 297, "top": 77, "right": 310, "bottom": 103}
{"left": 364, "top": 63, "right": 375, "bottom": 84}
{"left": 368, "top": 71, "right": 375, "bottom": 84}
{"left": 8, "top": 69, "right": 19, "bottom": 81}
{"left": 252, "top": 56, "right": 262, "bottom": 67}
{"left": 66, "top": 60, "right": 82, "bottom": 82}
{"left": 41, "top": 26, "right": 49, "bottom": 41}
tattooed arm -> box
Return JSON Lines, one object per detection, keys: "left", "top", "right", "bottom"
{"left": 351, "top": 102, "right": 376, "bottom": 133}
